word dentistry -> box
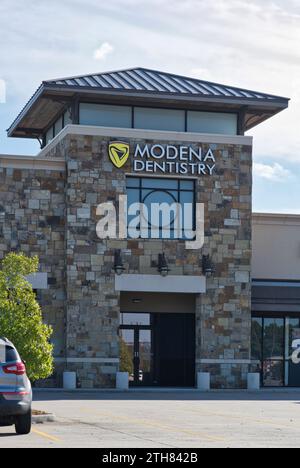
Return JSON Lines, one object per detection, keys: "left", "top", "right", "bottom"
{"left": 133, "top": 143, "right": 217, "bottom": 175}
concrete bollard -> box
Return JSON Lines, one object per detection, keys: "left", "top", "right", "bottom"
{"left": 63, "top": 371, "right": 77, "bottom": 390}
{"left": 197, "top": 372, "right": 210, "bottom": 391}
{"left": 116, "top": 372, "right": 129, "bottom": 390}
{"left": 247, "top": 373, "right": 260, "bottom": 391}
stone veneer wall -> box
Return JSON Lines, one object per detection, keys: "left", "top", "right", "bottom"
{"left": 0, "top": 164, "right": 67, "bottom": 386}
{"left": 0, "top": 129, "right": 252, "bottom": 389}
{"left": 43, "top": 132, "right": 252, "bottom": 389}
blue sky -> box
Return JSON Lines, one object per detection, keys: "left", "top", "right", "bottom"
{"left": 0, "top": 0, "right": 299, "bottom": 213}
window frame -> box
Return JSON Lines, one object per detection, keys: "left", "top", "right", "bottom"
{"left": 78, "top": 100, "right": 238, "bottom": 134}
{"left": 134, "top": 106, "right": 186, "bottom": 132}
{"left": 79, "top": 102, "right": 133, "bottom": 128}
{"left": 43, "top": 105, "right": 72, "bottom": 146}
{"left": 251, "top": 314, "right": 300, "bottom": 387}
{"left": 187, "top": 110, "right": 238, "bottom": 135}
{"left": 126, "top": 176, "right": 196, "bottom": 240}
{"left": 43, "top": 101, "right": 240, "bottom": 147}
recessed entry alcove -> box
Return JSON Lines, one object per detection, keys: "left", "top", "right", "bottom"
{"left": 120, "top": 292, "right": 196, "bottom": 387}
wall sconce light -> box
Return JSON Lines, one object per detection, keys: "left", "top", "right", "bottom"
{"left": 114, "top": 250, "right": 125, "bottom": 276}
{"left": 158, "top": 253, "right": 170, "bottom": 277}
{"left": 132, "top": 298, "right": 142, "bottom": 304}
{"left": 202, "top": 254, "right": 214, "bottom": 277}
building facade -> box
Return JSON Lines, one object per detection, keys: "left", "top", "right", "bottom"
{"left": 252, "top": 214, "right": 300, "bottom": 387}
{"left": 0, "top": 68, "right": 293, "bottom": 389}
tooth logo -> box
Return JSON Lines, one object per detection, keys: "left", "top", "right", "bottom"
{"left": 109, "top": 142, "right": 130, "bottom": 169}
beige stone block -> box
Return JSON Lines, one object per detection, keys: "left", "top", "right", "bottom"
{"left": 91, "top": 255, "right": 104, "bottom": 266}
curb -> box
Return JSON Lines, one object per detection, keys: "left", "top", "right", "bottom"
{"left": 32, "top": 413, "right": 55, "bottom": 424}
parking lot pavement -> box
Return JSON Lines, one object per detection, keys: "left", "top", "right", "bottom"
{"left": 0, "top": 390, "right": 300, "bottom": 448}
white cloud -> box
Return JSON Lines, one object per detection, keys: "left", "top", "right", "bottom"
{"left": 190, "top": 68, "right": 212, "bottom": 81}
{"left": 253, "top": 162, "right": 291, "bottom": 182}
{"left": 93, "top": 42, "right": 114, "bottom": 61}
{"left": 0, "top": 0, "right": 299, "bottom": 170}
{"left": 0, "top": 79, "right": 6, "bottom": 103}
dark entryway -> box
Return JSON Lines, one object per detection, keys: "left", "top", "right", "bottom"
{"left": 120, "top": 312, "right": 195, "bottom": 387}
{"left": 153, "top": 313, "right": 195, "bottom": 387}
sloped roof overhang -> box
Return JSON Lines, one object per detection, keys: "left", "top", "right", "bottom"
{"left": 7, "top": 79, "right": 289, "bottom": 139}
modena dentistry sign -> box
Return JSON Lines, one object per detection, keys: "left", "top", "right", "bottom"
{"left": 133, "top": 144, "right": 216, "bottom": 176}
{"left": 108, "top": 141, "right": 217, "bottom": 176}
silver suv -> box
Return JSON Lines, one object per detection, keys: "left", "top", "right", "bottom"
{"left": 0, "top": 338, "right": 32, "bottom": 434}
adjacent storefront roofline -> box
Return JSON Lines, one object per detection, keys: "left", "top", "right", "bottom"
{"left": 253, "top": 212, "right": 300, "bottom": 226}
{"left": 0, "top": 153, "right": 65, "bottom": 171}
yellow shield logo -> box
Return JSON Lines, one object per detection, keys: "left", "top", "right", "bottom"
{"left": 109, "top": 142, "right": 130, "bottom": 169}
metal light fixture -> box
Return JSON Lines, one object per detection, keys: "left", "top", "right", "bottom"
{"left": 114, "top": 250, "right": 125, "bottom": 276}
{"left": 158, "top": 253, "right": 170, "bottom": 277}
{"left": 132, "top": 298, "right": 142, "bottom": 304}
{"left": 202, "top": 254, "right": 214, "bottom": 277}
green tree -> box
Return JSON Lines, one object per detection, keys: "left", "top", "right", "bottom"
{"left": 0, "top": 253, "right": 53, "bottom": 381}
{"left": 119, "top": 338, "right": 133, "bottom": 375}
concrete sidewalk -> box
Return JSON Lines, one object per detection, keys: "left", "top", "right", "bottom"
{"left": 32, "top": 386, "right": 300, "bottom": 394}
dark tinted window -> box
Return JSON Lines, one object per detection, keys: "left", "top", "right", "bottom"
{"left": 5, "top": 346, "right": 19, "bottom": 363}
{"left": 263, "top": 318, "right": 284, "bottom": 360}
{"left": 126, "top": 177, "right": 195, "bottom": 240}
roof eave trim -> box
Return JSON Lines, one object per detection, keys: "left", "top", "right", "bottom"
{"left": 39, "top": 84, "right": 290, "bottom": 107}
{"left": 7, "top": 84, "right": 45, "bottom": 137}
{"left": 7, "top": 82, "right": 289, "bottom": 138}
{"left": 245, "top": 107, "right": 286, "bottom": 132}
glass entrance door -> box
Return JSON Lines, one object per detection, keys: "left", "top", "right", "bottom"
{"left": 138, "top": 329, "right": 152, "bottom": 385}
{"left": 119, "top": 328, "right": 135, "bottom": 384}
{"left": 120, "top": 313, "right": 153, "bottom": 386}
{"left": 120, "top": 312, "right": 196, "bottom": 387}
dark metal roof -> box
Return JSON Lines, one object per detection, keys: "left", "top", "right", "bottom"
{"left": 7, "top": 67, "right": 290, "bottom": 138}
{"left": 44, "top": 67, "right": 288, "bottom": 103}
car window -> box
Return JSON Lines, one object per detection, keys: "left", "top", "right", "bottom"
{"left": 5, "top": 345, "right": 19, "bottom": 363}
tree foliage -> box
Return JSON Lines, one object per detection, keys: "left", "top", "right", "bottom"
{"left": 0, "top": 253, "right": 53, "bottom": 381}
{"left": 119, "top": 338, "right": 133, "bottom": 375}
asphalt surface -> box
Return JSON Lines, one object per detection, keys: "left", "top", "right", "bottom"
{"left": 0, "top": 390, "right": 300, "bottom": 448}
